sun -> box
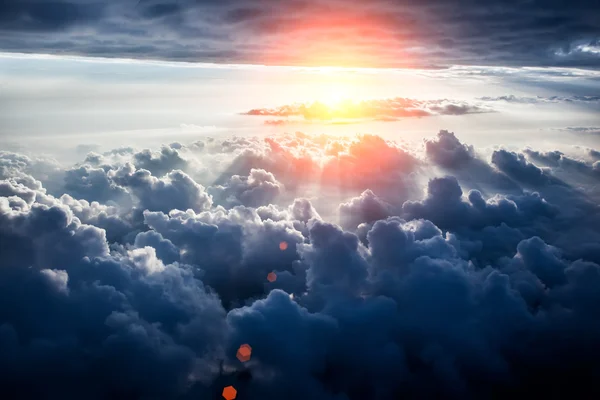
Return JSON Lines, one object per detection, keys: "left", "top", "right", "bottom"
{"left": 322, "top": 91, "right": 346, "bottom": 107}
{"left": 319, "top": 86, "right": 351, "bottom": 107}
{"left": 296, "top": 80, "right": 366, "bottom": 120}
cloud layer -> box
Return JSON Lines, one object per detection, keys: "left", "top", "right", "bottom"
{"left": 2, "top": 130, "right": 600, "bottom": 398}
{"left": 1, "top": 0, "right": 599, "bottom": 67}
{"left": 243, "top": 98, "right": 490, "bottom": 123}
{"left": 479, "top": 95, "right": 600, "bottom": 104}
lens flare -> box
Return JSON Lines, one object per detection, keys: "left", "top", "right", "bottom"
{"left": 222, "top": 386, "right": 237, "bottom": 400}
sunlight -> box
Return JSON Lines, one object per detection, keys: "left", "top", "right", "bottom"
{"left": 321, "top": 91, "right": 348, "bottom": 107}
{"left": 314, "top": 82, "right": 356, "bottom": 107}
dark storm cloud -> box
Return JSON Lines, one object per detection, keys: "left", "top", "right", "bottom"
{"left": 4, "top": 131, "right": 600, "bottom": 398}
{"left": 1, "top": 0, "right": 600, "bottom": 67}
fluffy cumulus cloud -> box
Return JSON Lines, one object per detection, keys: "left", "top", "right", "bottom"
{"left": 112, "top": 164, "right": 213, "bottom": 214}
{"left": 425, "top": 130, "right": 475, "bottom": 168}
{"left": 1, "top": 0, "right": 600, "bottom": 68}
{"left": 491, "top": 149, "right": 550, "bottom": 186}
{"left": 208, "top": 168, "right": 284, "bottom": 208}
{"left": 2, "top": 130, "right": 600, "bottom": 398}
{"left": 425, "top": 130, "right": 521, "bottom": 194}
{"left": 524, "top": 148, "right": 600, "bottom": 178}
{"left": 339, "top": 189, "right": 394, "bottom": 230}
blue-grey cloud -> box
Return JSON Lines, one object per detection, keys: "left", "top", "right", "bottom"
{"left": 208, "top": 168, "right": 284, "bottom": 208}
{"left": 524, "top": 148, "right": 600, "bottom": 178}
{"left": 2, "top": 130, "right": 600, "bottom": 399}
{"left": 560, "top": 126, "right": 600, "bottom": 135}
{"left": 1, "top": 0, "right": 599, "bottom": 67}
{"left": 479, "top": 95, "right": 600, "bottom": 104}
{"left": 491, "top": 149, "right": 550, "bottom": 186}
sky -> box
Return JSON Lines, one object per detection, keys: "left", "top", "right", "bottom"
{"left": 1, "top": 1, "right": 600, "bottom": 399}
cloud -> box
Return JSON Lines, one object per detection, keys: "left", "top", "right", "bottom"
{"left": 575, "top": 43, "right": 600, "bottom": 55}
{"left": 559, "top": 126, "right": 600, "bottom": 135}
{"left": 425, "top": 130, "right": 476, "bottom": 168}
{"left": 59, "top": 194, "right": 134, "bottom": 243}
{"left": 339, "top": 189, "right": 393, "bottom": 230}
{"left": 1, "top": 0, "right": 599, "bottom": 68}
{"left": 243, "top": 98, "right": 490, "bottom": 122}
{"left": 491, "top": 150, "right": 550, "bottom": 186}
{"left": 524, "top": 149, "right": 600, "bottom": 179}
{"left": 63, "top": 164, "right": 132, "bottom": 205}
{"left": 204, "top": 133, "right": 418, "bottom": 209}
{"left": 132, "top": 145, "right": 188, "bottom": 177}
{"left": 0, "top": 0, "right": 104, "bottom": 32}
{"left": 424, "top": 131, "right": 522, "bottom": 195}
{"left": 0, "top": 193, "right": 227, "bottom": 397}
{"left": 208, "top": 168, "right": 284, "bottom": 208}
{"left": 0, "top": 151, "right": 63, "bottom": 192}
{"left": 112, "top": 164, "right": 213, "bottom": 214}
{"left": 554, "top": 39, "right": 600, "bottom": 64}
{"left": 142, "top": 205, "right": 305, "bottom": 308}
{"left": 479, "top": 95, "right": 600, "bottom": 104}
{"left": 264, "top": 119, "right": 288, "bottom": 126}
{"left": 3, "top": 130, "right": 600, "bottom": 398}
{"left": 402, "top": 176, "right": 556, "bottom": 233}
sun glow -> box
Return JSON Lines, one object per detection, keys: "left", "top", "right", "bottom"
{"left": 321, "top": 91, "right": 348, "bottom": 107}
{"left": 314, "top": 82, "right": 358, "bottom": 107}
